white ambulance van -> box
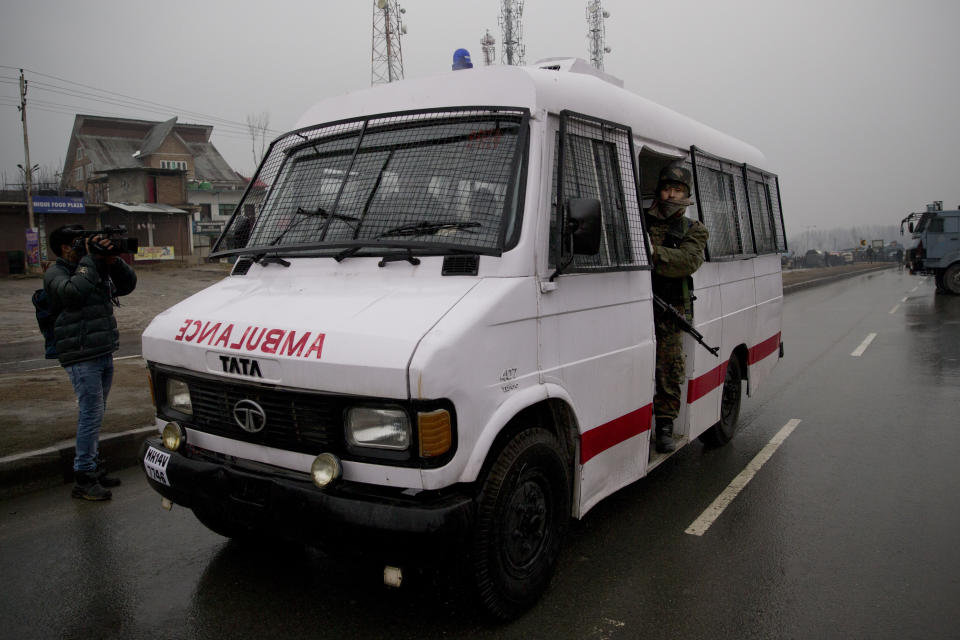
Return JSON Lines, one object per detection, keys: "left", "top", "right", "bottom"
{"left": 140, "top": 58, "right": 785, "bottom": 619}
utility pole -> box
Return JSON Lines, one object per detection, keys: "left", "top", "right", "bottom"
{"left": 18, "top": 69, "right": 39, "bottom": 273}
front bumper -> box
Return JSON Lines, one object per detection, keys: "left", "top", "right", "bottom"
{"left": 139, "top": 438, "right": 474, "bottom": 560}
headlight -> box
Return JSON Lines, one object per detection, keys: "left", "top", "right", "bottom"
{"left": 345, "top": 406, "right": 410, "bottom": 450}
{"left": 165, "top": 378, "right": 192, "bottom": 415}
{"left": 311, "top": 453, "right": 342, "bottom": 488}
{"left": 162, "top": 422, "right": 186, "bottom": 451}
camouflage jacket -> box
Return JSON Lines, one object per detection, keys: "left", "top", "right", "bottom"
{"left": 645, "top": 203, "right": 709, "bottom": 319}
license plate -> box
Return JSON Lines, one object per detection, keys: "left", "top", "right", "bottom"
{"left": 144, "top": 445, "right": 171, "bottom": 487}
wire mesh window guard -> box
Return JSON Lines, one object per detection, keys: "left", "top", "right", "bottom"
{"left": 550, "top": 111, "right": 650, "bottom": 271}
{"left": 691, "top": 147, "right": 786, "bottom": 258}
{"left": 212, "top": 108, "right": 529, "bottom": 257}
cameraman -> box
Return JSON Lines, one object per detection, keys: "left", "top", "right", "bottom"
{"left": 44, "top": 224, "right": 137, "bottom": 501}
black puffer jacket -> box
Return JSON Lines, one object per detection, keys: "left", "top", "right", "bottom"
{"left": 43, "top": 255, "right": 137, "bottom": 366}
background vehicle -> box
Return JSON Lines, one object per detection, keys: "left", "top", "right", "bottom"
{"left": 138, "top": 59, "right": 785, "bottom": 619}
{"left": 902, "top": 202, "right": 960, "bottom": 293}
{"left": 803, "top": 249, "right": 826, "bottom": 268}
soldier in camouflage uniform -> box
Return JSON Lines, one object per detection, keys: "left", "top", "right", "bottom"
{"left": 646, "top": 164, "right": 709, "bottom": 453}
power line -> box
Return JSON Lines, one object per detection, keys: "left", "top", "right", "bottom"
{"left": 0, "top": 94, "right": 261, "bottom": 142}
{"left": 0, "top": 64, "right": 280, "bottom": 134}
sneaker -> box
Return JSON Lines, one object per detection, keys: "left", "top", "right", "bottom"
{"left": 72, "top": 471, "right": 112, "bottom": 501}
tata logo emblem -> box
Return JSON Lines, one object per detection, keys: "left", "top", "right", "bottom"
{"left": 233, "top": 399, "right": 267, "bottom": 433}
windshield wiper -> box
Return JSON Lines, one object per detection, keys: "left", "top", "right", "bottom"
{"left": 267, "top": 206, "right": 359, "bottom": 247}
{"left": 376, "top": 220, "right": 480, "bottom": 238}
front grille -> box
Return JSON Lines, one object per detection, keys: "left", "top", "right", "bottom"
{"left": 173, "top": 374, "right": 342, "bottom": 455}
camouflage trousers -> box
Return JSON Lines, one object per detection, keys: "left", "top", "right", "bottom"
{"left": 654, "top": 315, "right": 685, "bottom": 421}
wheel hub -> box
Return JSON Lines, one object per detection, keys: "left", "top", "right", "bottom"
{"left": 503, "top": 479, "right": 548, "bottom": 569}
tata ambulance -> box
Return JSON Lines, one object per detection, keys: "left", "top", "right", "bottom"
{"left": 140, "top": 58, "right": 786, "bottom": 619}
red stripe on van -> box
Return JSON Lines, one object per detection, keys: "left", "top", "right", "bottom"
{"left": 748, "top": 332, "right": 781, "bottom": 365}
{"left": 580, "top": 404, "right": 652, "bottom": 464}
{"left": 687, "top": 361, "right": 729, "bottom": 404}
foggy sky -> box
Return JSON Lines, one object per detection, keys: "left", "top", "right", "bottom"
{"left": 2, "top": 0, "right": 958, "bottom": 236}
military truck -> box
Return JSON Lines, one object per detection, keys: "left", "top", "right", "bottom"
{"left": 902, "top": 202, "right": 960, "bottom": 294}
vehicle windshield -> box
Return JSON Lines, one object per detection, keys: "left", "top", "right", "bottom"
{"left": 913, "top": 212, "right": 934, "bottom": 233}
{"left": 213, "top": 108, "right": 528, "bottom": 257}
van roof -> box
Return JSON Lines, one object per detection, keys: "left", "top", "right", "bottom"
{"left": 295, "top": 59, "right": 768, "bottom": 169}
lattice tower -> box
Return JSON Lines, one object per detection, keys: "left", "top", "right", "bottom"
{"left": 481, "top": 30, "right": 497, "bottom": 66}
{"left": 371, "top": 0, "right": 406, "bottom": 85}
{"left": 586, "top": 0, "right": 611, "bottom": 71}
{"left": 499, "top": 0, "right": 525, "bottom": 66}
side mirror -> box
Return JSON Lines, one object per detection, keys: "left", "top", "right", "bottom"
{"left": 908, "top": 222, "right": 914, "bottom": 233}
{"left": 566, "top": 198, "right": 602, "bottom": 256}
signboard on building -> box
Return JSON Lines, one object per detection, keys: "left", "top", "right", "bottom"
{"left": 871, "top": 239, "right": 884, "bottom": 249}
{"left": 194, "top": 221, "right": 224, "bottom": 235}
{"left": 135, "top": 246, "right": 176, "bottom": 261}
{"left": 31, "top": 196, "right": 85, "bottom": 214}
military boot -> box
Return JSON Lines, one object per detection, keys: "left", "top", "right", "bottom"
{"left": 654, "top": 417, "right": 676, "bottom": 454}
{"left": 71, "top": 471, "right": 112, "bottom": 501}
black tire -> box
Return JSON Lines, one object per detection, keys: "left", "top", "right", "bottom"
{"left": 472, "top": 428, "right": 571, "bottom": 620}
{"left": 944, "top": 264, "right": 960, "bottom": 295}
{"left": 699, "top": 356, "right": 743, "bottom": 447}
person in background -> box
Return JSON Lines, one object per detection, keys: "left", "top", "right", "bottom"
{"left": 44, "top": 225, "right": 137, "bottom": 500}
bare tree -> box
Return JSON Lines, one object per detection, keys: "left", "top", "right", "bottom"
{"left": 246, "top": 112, "right": 271, "bottom": 170}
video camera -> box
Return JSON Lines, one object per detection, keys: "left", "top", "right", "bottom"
{"left": 69, "top": 225, "right": 139, "bottom": 257}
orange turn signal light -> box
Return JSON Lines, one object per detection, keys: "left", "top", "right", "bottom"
{"left": 418, "top": 409, "right": 452, "bottom": 458}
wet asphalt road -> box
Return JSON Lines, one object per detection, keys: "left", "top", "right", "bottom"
{"left": 1, "top": 269, "right": 959, "bottom": 639}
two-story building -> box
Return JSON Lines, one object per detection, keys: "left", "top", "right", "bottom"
{"left": 60, "top": 114, "right": 245, "bottom": 260}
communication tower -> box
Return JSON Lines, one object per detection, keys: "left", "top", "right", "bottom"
{"left": 371, "top": 0, "right": 407, "bottom": 85}
{"left": 499, "top": 0, "right": 525, "bottom": 66}
{"left": 586, "top": 0, "right": 611, "bottom": 71}
{"left": 481, "top": 30, "right": 497, "bottom": 66}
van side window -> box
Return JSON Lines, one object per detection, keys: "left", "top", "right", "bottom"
{"left": 550, "top": 111, "right": 649, "bottom": 271}
{"left": 945, "top": 217, "right": 959, "bottom": 233}
{"left": 691, "top": 147, "right": 786, "bottom": 258}
{"left": 927, "top": 217, "right": 944, "bottom": 233}
{"left": 693, "top": 163, "right": 746, "bottom": 257}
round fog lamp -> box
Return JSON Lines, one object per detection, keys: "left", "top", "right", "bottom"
{"left": 311, "top": 453, "right": 342, "bottom": 488}
{"left": 162, "top": 422, "right": 185, "bottom": 451}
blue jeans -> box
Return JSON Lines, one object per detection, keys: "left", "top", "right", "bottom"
{"left": 65, "top": 354, "right": 114, "bottom": 473}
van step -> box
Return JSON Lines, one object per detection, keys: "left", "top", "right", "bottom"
{"left": 647, "top": 435, "right": 689, "bottom": 470}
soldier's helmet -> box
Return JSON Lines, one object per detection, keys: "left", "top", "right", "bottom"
{"left": 658, "top": 164, "right": 693, "bottom": 195}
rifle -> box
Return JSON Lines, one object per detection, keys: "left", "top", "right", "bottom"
{"left": 653, "top": 294, "right": 719, "bottom": 357}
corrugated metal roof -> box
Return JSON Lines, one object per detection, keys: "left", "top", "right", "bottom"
{"left": 105, "top": 202, "right": 188, "bottom": 214}
{"left": 79, "top": 135, "right": 142, "bottom": 172}
{"left": 138, "top": 117, "right": 178, "bottom": 158}
{"left": 187, "top": 142, "right": 241, "bottom": 182}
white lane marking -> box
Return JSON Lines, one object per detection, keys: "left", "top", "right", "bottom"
{"left": 851, "top": 333, "right": 877, "bottom": 357}
{"left": 901, "top": 296, "right": 909, "bottom": 302}
{"left": 889, "top": 304, "right": 901, "bottom": 315}
{"left": 911, "top": 285, "right": 920, "bottom": 292}
{"left": 685, "top": 419, "right": 802, "bottom": 536}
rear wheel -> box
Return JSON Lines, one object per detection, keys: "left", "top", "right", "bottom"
{"left": 943, "top": 264, "right": 960, "bottom": 295}
{"left": 699, "top": 357, "right": 743, "bottom": 447}
{"left": 472, "top": 428, "right": 571, "bottom": 621}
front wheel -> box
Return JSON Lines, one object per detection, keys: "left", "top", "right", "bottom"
{"left": 472, "top": 428, "right": 571, "bottom": 621}
{"left": 943, "top": 264, "right": 960, "bottom": 295}
{"left": 699, "top": 357, "right": 743, "bottom": 447}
